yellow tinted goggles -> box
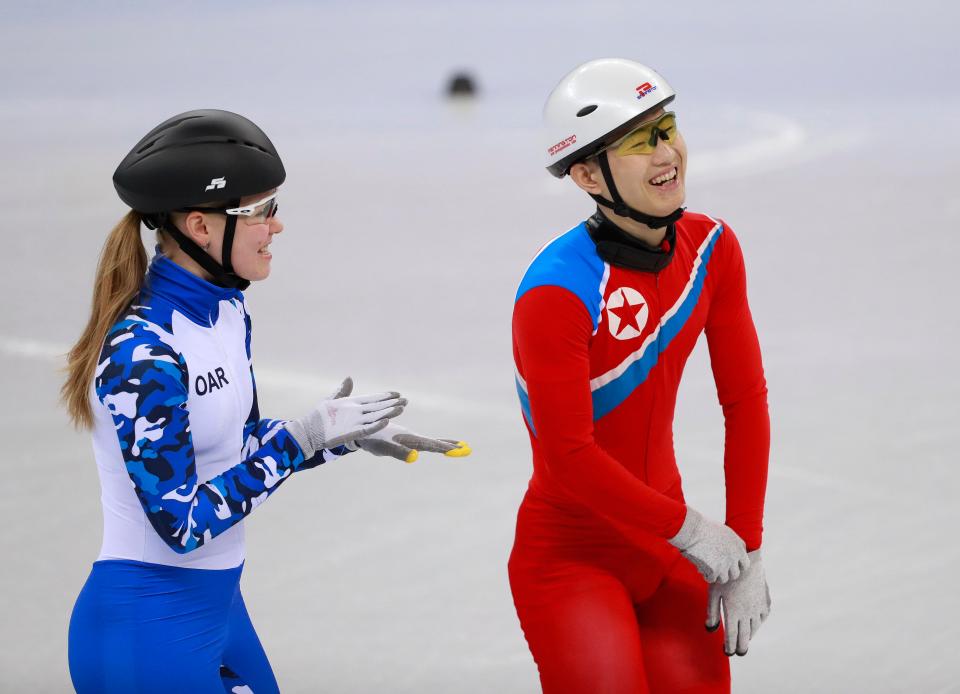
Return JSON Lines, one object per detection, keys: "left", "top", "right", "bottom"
{"left": 610, "top": 112, "right": 678, "bottom": 156}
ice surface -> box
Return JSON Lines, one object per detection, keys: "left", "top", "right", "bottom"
{"left": 1, "top": 2, "right": 958, "bottom": 692}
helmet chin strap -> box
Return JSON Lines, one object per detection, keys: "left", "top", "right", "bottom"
{"left": 219, "top": 200, "right": 241, "bottom": 279}
{"left": 146, "top": 206, "right": 250, "bottom": 290}
{"left": 589, "top": 150, "right": 684, "bottom": 229}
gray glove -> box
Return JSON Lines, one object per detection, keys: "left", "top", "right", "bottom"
{"left": 350, "top": 422, "right": 471, "bottom": 463}
{"left": 706, "top": 549, "right": 771, "bottom": 656}
{"left": 284, "top": 377, "right": 406, "bottom": 459}
{"left": 668, "top": 507, "right": 750, "bottom": 584}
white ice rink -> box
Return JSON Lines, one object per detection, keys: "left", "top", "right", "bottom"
{"left": 1, "top": 1, "right": 958, "bottom": 692}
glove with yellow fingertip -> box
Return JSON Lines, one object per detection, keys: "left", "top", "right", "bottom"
{"left": 347, "top": 422, "right": 471, "bottom": 463}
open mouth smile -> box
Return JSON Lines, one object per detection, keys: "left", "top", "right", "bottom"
{"left": 649, "top": 167, "right": 678, "bottom": 186}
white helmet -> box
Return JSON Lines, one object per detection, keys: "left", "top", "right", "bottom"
{"left": 543, "top": 58, "right": 676, "bottom": 178}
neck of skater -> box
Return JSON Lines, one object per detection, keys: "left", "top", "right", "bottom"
{"left": 598, "top": 207, "right": 668, "bottom": 248}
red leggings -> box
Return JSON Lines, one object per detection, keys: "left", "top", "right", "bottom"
{"left": 509, "top": 533, "right": 730, "bottom": 693}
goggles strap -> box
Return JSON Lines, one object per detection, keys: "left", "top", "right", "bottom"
{"left": 150, "top": 212, "right": 250, "bottom": 290}
{"left": 589, "top": 150, "right": 685, "bottom": 229}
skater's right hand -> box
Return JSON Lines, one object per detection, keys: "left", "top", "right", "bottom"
{"left": 668, "top": 507, "right": 750, "bottom": 584}
{"left": 706, "top": 549, "right": 771, "bottom": 656}
{"left": 350, "top": 422, "right": 471, "bottom": 463}
{"left": 284, "top": 377, "right": 407, "bottom": 460}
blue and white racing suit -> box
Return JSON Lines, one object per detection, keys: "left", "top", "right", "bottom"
{"left": 68, "top": 254, "right": 346, "bottom": 693}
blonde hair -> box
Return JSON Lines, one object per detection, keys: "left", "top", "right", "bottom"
{"left": 61, "top": 211, "right": 148, "bottom": 428}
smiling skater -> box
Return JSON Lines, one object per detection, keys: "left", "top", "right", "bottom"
{"left": 509, "top": 59, "right": 772, "bottom": 693}
{"left": 62, "top": 109, "right": 469, "bottom": 693}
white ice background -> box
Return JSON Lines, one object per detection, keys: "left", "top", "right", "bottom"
{"left": 0, "top": 1, "right": 958, "bottom": 692}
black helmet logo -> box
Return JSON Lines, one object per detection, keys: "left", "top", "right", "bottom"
{"left": 205, "top": 177, "right": 227, "bottom": 191}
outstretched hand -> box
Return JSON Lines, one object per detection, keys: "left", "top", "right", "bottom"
{"left": 353, "top": 422, "right": 471, "bottom": 463}
{"left": 284, "top": 376, "right": 407, "bottom": 460}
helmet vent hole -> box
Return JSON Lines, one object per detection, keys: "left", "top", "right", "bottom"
{"left": 136, "top": 139, "right": 158, "bottom": 154}
{"left": 576, "top": 105, "right": 598, "bottom": 117}
{"left": 243, "top": 141, "right": 268, "bottom": 153}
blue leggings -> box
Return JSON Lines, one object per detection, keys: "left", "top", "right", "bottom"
{"left": 68, "top": 560, "right": 279, "bottom": 693}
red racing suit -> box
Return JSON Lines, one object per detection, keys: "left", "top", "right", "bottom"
{"left": 509, "top": 211, "right": 770, "bottom": 693}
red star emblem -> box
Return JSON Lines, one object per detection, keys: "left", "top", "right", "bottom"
{"left": 609, "top": 289, "right": 644, "bottom": 336}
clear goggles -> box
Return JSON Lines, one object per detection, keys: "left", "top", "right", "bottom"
{"left": 181, "top": 191, "right": 279, "bottom": 223}
{"left": 602, "top": 112, "right": 678, "bottom": 157}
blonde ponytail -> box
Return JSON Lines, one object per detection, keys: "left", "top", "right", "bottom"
{"left": 62, "top": 211, "right": 147, "bottom": 429}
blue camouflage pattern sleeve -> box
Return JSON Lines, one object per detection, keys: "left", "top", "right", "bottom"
{"left": 240, "top": 379, "right": 351, "bottom": 468}
{"left": 96, "top": 311, "right": 311, "bottom": 554}
{"left": 241, "top": 304, "right": 352, "bottom": 466}
{"left": 241, "top": 373, "right": 288, "bottom": 455}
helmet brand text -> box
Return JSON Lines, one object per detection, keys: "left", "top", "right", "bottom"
{"left": 635, "top": 82, "right": 657, "bottom": 99}
{"left": 205, "top": 177, "right": 227, "bottom": 191}
{"left": 548, "top": 134, "right": 577, "bottom": 157}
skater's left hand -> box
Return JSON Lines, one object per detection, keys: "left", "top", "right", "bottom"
{"left": 350, "top": 422, "right": 471, "bottom": 463}
{"left": 284, "top": 377, "right": 407, "bottom": 459}
{"left": 705, "top": 549, "right": 771, "bottom": 656}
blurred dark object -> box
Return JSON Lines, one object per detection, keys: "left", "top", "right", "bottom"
{"left": 446, "top": 71, "right": 478, "bottom": 98}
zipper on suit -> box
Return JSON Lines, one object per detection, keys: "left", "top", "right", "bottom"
{"left": 209, "top": 307, "right": 246, "bottom": 427}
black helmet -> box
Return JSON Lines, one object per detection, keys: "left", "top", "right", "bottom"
{"left": 113, "top": 109, "right": 286, "bottom": 289}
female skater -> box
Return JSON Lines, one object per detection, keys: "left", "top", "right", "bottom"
{"left": 62, "top": 109, "right": 469, "bottom": 693}
{"left": 510, "top": 59, "right": 771, "bottom": 693}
